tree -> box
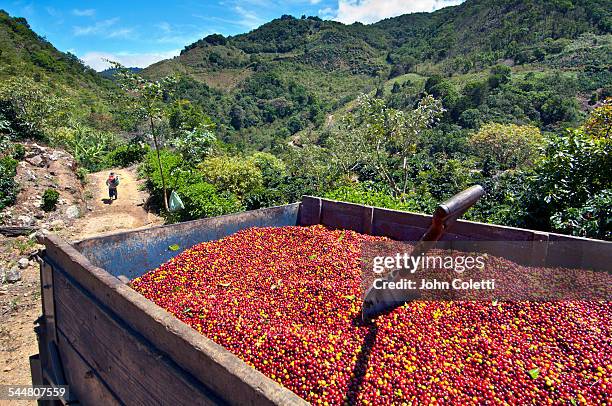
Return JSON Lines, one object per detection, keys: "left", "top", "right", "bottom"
{"left": 248, "top": 152, "right": 286, "bottom": 187}
{"left": 584, "top": 98, "right": 612, "bottom": 139}
{"left": 170, "top": 126, "right": 216, "bottom": 164}
{"left": 487, "top": 64, "right": 511, "bottom": 89}
{"left": 328, "top": 94, "right": 444, "bottom": 199}
{"left": 469, "top": 123, "right": 544, "bottom": 170}
{"left": 528, "top": 126, "right": 611, "bottom": 237}
{"left": 168, "top": 99, "right": 213, "bottom": 132}
{"left": 199, "top": 156, "right": 263, "bottom": 198}
{"left": 111, "top": 61, "right": 176, "bottom": 210}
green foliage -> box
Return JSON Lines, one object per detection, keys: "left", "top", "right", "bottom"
{"left": 140, "top": 149, "right": 241, "bottom": 221}
{"left": 328, "top": 94, "right": 444, "bottom": 198}
{"left": 550, "top": 189, "right": 611, "bottom": 240}
{"left": 584, "top": 98, "right": 612, "bottom": 138}
{"left": 248, "top": 152, "right": 286, "bottom": 187}
{"left": 413, "top": 154, "right": 475, "bottom": 203}
{"left": 527, "top": 127, "right": 611, "bottom": 235}
{"left": 242, "top": 152, "right": 288, "bottom": 209}
{"left": 199, "top": 156, "right": 263, "bottom": 198}
{"left": 104, "top": 141, "right": 150, "bottom": 168}
{"left": 178, "top": 181, "right": 242, "bottom": 220}
{"left": 469, "top": 123, "right": 544, "bottom": 170}
{"left": 76, "top": 167, "right": 89, "bottom": 183}
{"left": 0, "top": 10, "right": 119, "bottom": 133}
{"left": 12, "top": 143, "right": 25, "bottom": 160}
{"left": 487, "top": 65, "right": 512, "bottom": 89}
{"left": 66, "top": 123, "right": 119, "bottom": 171}
{"left": 325, "top": 184, "right": 423, "bottom": 212}
{"left": 170, "top": 126, "right": 216, "bottom": 163}
{"left": 141, "top": 149, "right": 185, "bottom": 192}
{"left": 0, "top": 155, "right": 18, "bottom": 210}
{"left": 168, "top": 99, "right": 213, "bottom": 132}
{"left": 0, "top": 77, "right": 69, "bottom": 140}
{"left": 41, "top": 188, "right": 59, "bottom": 212}
{"left": 112, "top": 61, "right": 178, "bottom": 209}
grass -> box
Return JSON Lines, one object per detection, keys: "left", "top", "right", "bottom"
{"left": 10, "top": 237, "right": 37, "bottom": 255}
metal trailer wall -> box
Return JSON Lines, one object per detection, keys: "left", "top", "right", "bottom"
{"left": 35, "top": 197, "right": 611, "bottom": 405}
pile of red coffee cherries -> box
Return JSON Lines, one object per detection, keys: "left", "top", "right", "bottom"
{"left": 131, "top": 225, "right": 610, "bottom": 404}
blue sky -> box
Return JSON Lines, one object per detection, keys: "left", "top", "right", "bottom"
{"left": 4, "top": 1, "right": 463, "bottom": 71}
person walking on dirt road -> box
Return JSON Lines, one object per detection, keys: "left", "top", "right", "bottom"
{"left": 106, "top": 172, "right": 120, "bottom": 200}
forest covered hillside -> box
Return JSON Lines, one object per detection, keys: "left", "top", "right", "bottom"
{"left": 143, "top": 0, "right": 611, "bottom": 149}
{"left": 1, "top": 1, "right": 611, "bottom": 241}
{"left": 0, "top": 10, "right": 117, "bottom": 122}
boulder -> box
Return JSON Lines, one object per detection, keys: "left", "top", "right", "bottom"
{"left": 26, "top": 155, "right": 45, "bottom": 167}
{"left": 48, "top": 151, "right": 64, "bottom": 161}
{"left": 4, "top": 266, "right": 22, "bottom": 283}
{"left": 18, "top": 258, "right": 29, "bottom": 269}
{"left": 18, "top": 215, "right": 34, "bottom": 226}
{"left": 65, "top": 205, "right": 80, "bottom": 219}
{"left": 25, "top": 170, "right": 37, "bottom": 181}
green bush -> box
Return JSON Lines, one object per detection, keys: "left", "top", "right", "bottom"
{"left": 140, "top": 150, "right": 186, "bottom": 191}
{"left": 199, "top": 155, "right": 263, "bottom": 197}
{"left": 41, "top": 188, "right": 59, "bottom": 212}
{"left": 140, "top": 149, "right": 242, "bottom": 220}
{"left": 526, "top": 128, "right": 612, "bottom": 236}
{"left": 247, "top": 152, "right": 286, "bottom": 187}
{"left": 0, "top": 156, "right": 18, "bottom": 210}
{"left": 469, "top": 123, "right": 544, "bottom": 170}
{"left": 550, "top": 189, "right": 611, "bottom": 240}
{"left": 325, "top": 183, "right": 426, "bottom": 212}
{"left": 67, "top": 123, "right": 119, "bottom": 171}
{"left": 244, "top": 187, "right": 286, "bottom": 210}
{"left": 105, "top": 142, "right": 150, "bottom": 168}
{"left": 76, "top": 167, "right": 89, "bottom": 183}
{"left": 179, "top": 182, "right": 242, "bottom": 220}
{"left": 12, "top": 143, "right": 25, "bottom": 160}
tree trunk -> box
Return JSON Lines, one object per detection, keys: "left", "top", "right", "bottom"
{"left": 150, "top": 117, "right": 168, "bottom": 211}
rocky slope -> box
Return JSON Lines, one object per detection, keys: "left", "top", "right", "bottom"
{"left": 0, "top": 143, "right": 87, "bottom": 233}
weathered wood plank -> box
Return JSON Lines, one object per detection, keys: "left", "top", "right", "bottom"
{"left": 43, "top": 235, "right": 306, "bottom": 406}
{"left": 40, "top": 261, "right": 57, "bottom": 344}
{"left": 53, "top": 269, "right": 222, "bottom": 406}
{"left": 372, "top": 207, "right": 431, "bottom": 240}
{"left": 0, "top": 226, "right": 37, "bottom": 236}
{"left": 56, "top": 330, "right": 122, "bottom": 406}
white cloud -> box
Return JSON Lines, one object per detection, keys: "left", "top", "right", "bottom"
{"left": 157, "top": 21, "right": 172, "bottom": 33}
{"left": 153, "top": 22, "right": 211, "bottom": 45}
{"left": 234, "top": 6, "right": 264, "bottom": 29}
{"left": 318, "top": 6, "right": 336, "bottom": 19}
{"left": 309, "top": 0, "right": 322, "bottom": 4}
{"left": 80, "top": 50, "right": 180, "bottom": 71}
{"left": 107, "top": 28, "right": 134, "bottom": 39}
{"left": 73, "top": 18, "right": 119, "bottom": 36}
{"left": 72, "top": 8, "right": 96, "bottom": 17}
{"left": 333, "top": 0, "right": 463, "bottom": 24}
{"left": 73, "top": 18, "right": 135, "bottom": 39}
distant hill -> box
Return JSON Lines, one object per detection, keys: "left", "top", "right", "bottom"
{"left": 143, "top": 0, "right": 611, "bottom": 148}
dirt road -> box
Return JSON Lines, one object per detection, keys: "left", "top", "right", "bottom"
{"left": 0, "top": 166, "right": 161, "bottom": 403}
{"left": 75, "top": 167, "right": 162, "bottom": 239}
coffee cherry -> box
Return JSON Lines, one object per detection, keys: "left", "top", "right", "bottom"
{"left": 131, "top": 225, "right": 611, "bottom": 404}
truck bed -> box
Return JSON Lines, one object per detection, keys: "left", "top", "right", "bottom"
{"left": 34, "top": 197, "right": 611, "bottom": 405}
